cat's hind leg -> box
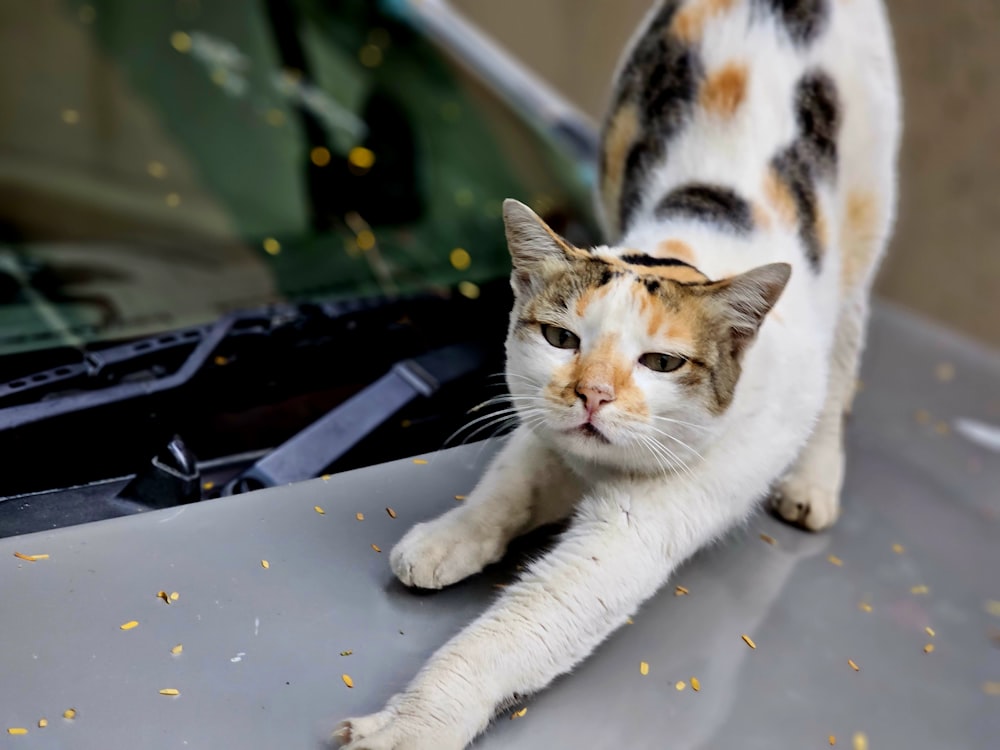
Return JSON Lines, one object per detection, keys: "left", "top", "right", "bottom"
{"left": 771, "top": 293, "right": 869, "bottom": 531}
{"left": 391, "top": 426, "right": 582, "bottom": 589}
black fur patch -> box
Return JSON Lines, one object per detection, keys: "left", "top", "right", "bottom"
{"left": 644, "top": 279, "right": 662, "bottom": 294}
{"left": 770, "top": 68, "right": 842, "bottom": 271}
{"left": 597, "top": 268, "right": 617, "bottom": 287}
{"left": 794, "top": 71, "right": 840, "bottom": 175}
{"left": 655, "top": 184, "right": 754, "bottom": 233}
{"left": 605, "top": 0, "right": 704, "bottom": 233}
{"left": 620, "top": 254, "right": 695, "bottom": 269}
{"left": 756, "top": 0, "right": 830, "bottom": 46}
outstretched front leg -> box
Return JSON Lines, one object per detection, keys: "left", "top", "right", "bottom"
{"left": 390, "top": 426, "right": 583, "bottom": 590}
{"left": 336, "top": 470, "right": 763, "bottom": 750}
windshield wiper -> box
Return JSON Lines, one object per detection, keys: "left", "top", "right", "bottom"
{"left": 0, "top": 294, "right": 436, "bottom": 432}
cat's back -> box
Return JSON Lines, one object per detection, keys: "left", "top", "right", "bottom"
{"left": 599, "top": 0, "right": 901, "bottom": 260}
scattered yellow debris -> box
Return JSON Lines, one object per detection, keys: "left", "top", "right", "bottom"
{"left": 386, "top": 507, "right": 397, "bottom": 518}
{"left": 371, "top": 544, "right": 382, "bottom": 553}
{"left": 62, "top": 709, "right": 76, "bottom": 720}
{"left": 853, "top": 732, "right": 868, "bottom": 750}
{"left": 315, "top": 506, "right": 326, "bottom": 515}
{"left": 859, "top": 602, "right": 873, "bottom": 613}
{"left": 892, "top": 543, "right": 904, "bottom": 554}
{"left": 412, "top": 458, "right": 428, "bottom": 465}
{"left": 37, "top": 719, "right": 47, "bottom": 728}
{"left": 925, "top": 626, "right": 936, "bottom": 637}
{"left": 261, "top": 560, "right": 270, "bottom": 569}
{"left": 911, "top": 585, "right": 929, "bottom": 595}
{"left": 674, "top": 585, "right": 689, "bottom": 596}
{"left": 828, "top": 555, "right": 843, "bottom": 567}
{"left": 848, "top": 659, "right": 860, "bottom": 672}
{"left": 356, "top": 513, "right": 365, "bottom": 521}
{"left": 7, "top": 728, "right": 27, "bottom": 735}
{"left": 639, "top": 661, "right": 649, "bottom": 676}
{"left": 120, "top": 620, "right": 139, "bottom": 631}
{"left": 170, "top": 592, "right": 179, "bottom": 602}
{"left": 342, "top": 674, "right": 354, "bottom": 688}
{"left": 690, "top": 677, "right": 701, "bottom": 692}
{"left": 157, "top": 591, "right": 170, "bottom": 603}
{"left": 171, "top": 644, "right": 183, "bottom": 655}
{"left": 511, "top": 707, "right": 528, "bottom": 719}
{"left": 675, "top": 681, "right": 686, "bottom": 691}
{"left": 829, "top": 736, "right": 836, "bottom": 746}
{"left": 454, "top": 495, "right": 466, "bottom": 501}
{"left": 923, "top": 643, "right": 935, "bottom": 654}
{"left": 340, "top": 650, "right": 353, "bottom": 656}
{"left": 759, "top": 533, "right": 776, "bottom": 545}
{"left": 159, "top": 689, "right": 180, "bottom": 696}
{"left": 14, "top": 552, "right": 48, "bottom": 562}
{"left": 741, "top": 634, "right": 756, "bottom": 649}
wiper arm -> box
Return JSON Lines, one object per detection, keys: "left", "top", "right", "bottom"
{"left": 222, "top": 342, "right": 486, "bottom": 494}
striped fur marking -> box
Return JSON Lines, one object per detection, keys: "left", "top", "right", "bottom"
{"left": 601, "top": 0, "right": 703, "bottom": 236}
{"left": 620, "top": 254, "right": 695, "bottom": 269}
{"left": 699, "top": 62, "right": 749, "bottom": 118}
{"left": 755, "top": 0, "right": 830, "bottom": 46}
{"left": 655, "top": 184, "right": 754, "bottom": 234}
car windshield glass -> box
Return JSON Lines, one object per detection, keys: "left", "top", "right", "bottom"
{"left": 0, "top": 0, "right": 598, "bottom": 359}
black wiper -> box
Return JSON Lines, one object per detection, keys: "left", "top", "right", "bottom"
{"left": 222, "top": 341, "right": 485, "bottom": 494}
{"left": 0, "top": 295, "right": 435, "bottom": 432}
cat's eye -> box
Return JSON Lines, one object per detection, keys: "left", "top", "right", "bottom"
{"left": 639, "top": 352, "right": 687, "bottom": 373}
{"left": 541, "top": 324, "right": 580, "bottom": 350}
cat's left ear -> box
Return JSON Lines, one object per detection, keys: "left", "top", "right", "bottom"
{"left": 704, "top": 263, "right": 792, "bottom": 352}
{"left": 502, "top": 199, "right": 577, "bottom": 295}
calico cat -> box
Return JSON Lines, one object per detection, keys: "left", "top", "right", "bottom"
{"left": 336, "top": 0, "right": 900, "bottom": 747}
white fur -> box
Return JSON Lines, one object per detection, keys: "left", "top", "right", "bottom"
{"left": 336, "top": 1, "right": 900, "bottom": 747}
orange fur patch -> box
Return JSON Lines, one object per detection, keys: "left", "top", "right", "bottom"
{"left": 670, "top": 0, "right": 737, "bottom": 44}
{"left": 763, "top": 169, "right": 797, "bottom": 226}
{"left": 815, "top": 205, "right": 830, "bottom": 253}
{"left": 699, "top": 62, "right": 748, "bottom": 118}
{"left": 841, "top": 190, "right": 880, "bottom": 290}
{"left": 752, "top": 203, "right": 772, "bottom": 232}
{"left": 656, "top": 239, "right": 695, "bottom": 263}
{"left": 546, "top": 334, "right": 648, "bottom": 417}
{"left": 601, "top": 104, "right": 641, "bottom": 235}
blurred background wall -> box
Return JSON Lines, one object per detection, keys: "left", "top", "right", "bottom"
{"left": 453, "top": 0, "right": 1000, "bottom": 349}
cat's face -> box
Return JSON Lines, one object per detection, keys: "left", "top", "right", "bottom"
{"left": 502, "top": 199, "right": 789, "bottom": 475}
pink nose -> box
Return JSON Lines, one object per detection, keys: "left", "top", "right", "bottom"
{"left": 576, "top": 384, "right": 614, "bottom": 413}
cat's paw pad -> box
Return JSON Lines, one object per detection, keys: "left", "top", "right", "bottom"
{"left": 771, "top": 476, "right": 840, "bottom": 531}
{"left": 390, "top": 516, "right": 506, "bottom": 589}
{"left": 333, "top": 709, "right": 464, "bottom": 750}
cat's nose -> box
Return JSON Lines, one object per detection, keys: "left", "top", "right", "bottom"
{"left": 576, "top": 384, "right": 615, "bottom": 413}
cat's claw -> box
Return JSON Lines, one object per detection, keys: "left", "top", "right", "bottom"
{"left": 390, "top": 515, "right": 507, "bottom": 589}
{"left": 770, "top": 476, "right": 840, "bottom": 531}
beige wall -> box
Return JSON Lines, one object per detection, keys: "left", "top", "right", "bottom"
{"left": 453, "top": 0, "right": 1000, "bottom": 349}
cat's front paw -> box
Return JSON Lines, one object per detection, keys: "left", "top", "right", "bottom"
{"left": 334, "top": 707, "right": 466, "bottom": 750}
{"left": 770, "top": 475, "right": 840, "bottom": 531}
{"left": 390, "top": 513, "right": 507, "bottom": 589}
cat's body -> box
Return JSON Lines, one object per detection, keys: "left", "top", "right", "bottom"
{"left": 337, "top": 1, "right": 900, "bottom": 748}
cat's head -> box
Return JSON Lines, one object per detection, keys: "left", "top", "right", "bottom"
{"left": 502, "top": 199, "right": 790, "bottom": 475}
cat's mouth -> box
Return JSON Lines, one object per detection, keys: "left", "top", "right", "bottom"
{"left": 572, "top": 422, "right": 610, "bottom": 443}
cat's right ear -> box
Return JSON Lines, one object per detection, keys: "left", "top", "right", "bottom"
{"left": 502, "top": 199, "right": 576, "bottom": 295}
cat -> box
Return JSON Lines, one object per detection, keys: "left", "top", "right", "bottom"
{"left": 336, "top": 0, "right": 900, "bottom": 747}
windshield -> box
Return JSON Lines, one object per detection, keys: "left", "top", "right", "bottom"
{"left": 0, "top": 0, "right": 598, "bottom": 358}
